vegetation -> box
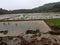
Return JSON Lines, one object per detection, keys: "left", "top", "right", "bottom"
{"left": 0, "top": 30, "right": 8, "bottom": 35}
{"left": 0, "top": 8, "right": 9, "bottom": 14}
{"left": 0, "top": 2, "right": 60, "bottom": 14}
{"left": 45, "top": 18, "right": 60, "bottom": 33}
{"left": 45, "top": 18, "right": 60, "bottom": 26}
{"left": 26, "top": 29, "right": 40, "bottom": 34}
{"left": 33, "top": 2, "right": 60, "bottom": 12}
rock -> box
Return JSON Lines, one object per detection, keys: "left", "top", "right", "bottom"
{"left": 0, "top": 33, "right": 60, "bottom": 45}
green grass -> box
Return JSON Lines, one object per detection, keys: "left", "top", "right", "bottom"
{"left": 45, "top": 18, "right": 60, "bottom": 26}
{"left": 45, "top": 18, "right": 60, "bottom": 32}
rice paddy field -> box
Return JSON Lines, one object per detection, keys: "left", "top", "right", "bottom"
{"left": 45, "top": 18, "right": 60, "bottom": 26}
{"left": 45, "top": 18, "right": 60, "bottom": 32}
{"left": 0, "top": 20, "right": 51, "bottom": 36}
{"left": 0, "top": 13, "right": 60, "bottom": 35}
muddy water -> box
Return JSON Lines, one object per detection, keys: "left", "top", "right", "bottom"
{"left": 0, "top": 13, "right": 60, "bottom": 20}
{"left": 0, "top": 21, "right": 51, "bottom": 36}
{"left": 0, "top": 13, "right": 60, "bottom": 36}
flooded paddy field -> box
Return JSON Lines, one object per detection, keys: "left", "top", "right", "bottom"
{"left": 0, "top": 13, "right": 60, "bottom": 45}
{"left": 0, "top": 20, "right": 51, "bottom": 36}
{"left": 0, "top": 13, "right": 60, "bottom": 36}
{"left": 0, "top": 13, "right": 60, "bottom": 20}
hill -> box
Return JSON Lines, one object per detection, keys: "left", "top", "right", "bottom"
{"left": 33, "top": 2, "right": 60, "bottom": 12}
{"left": 0, "top": 2, "right": 60, "bottom": 14}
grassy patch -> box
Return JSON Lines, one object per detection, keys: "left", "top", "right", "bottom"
{"left": 45, "top": 18, "right": 60, "bottom": 26}
{"left": 45, "top": 18, "right": 60, "bottom": 33}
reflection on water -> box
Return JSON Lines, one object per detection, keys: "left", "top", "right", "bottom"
{"left": 0, "top": 13, "right": 60, "bottom": 36}
{"left": 0, "top": 13, "right": 60, "bottom": 20}
{"left": 0, "top": 21, "right": 51, "bottom": 36}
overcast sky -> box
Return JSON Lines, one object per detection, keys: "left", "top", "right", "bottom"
{"left": 0, "top": 0, "right": 60, "bottom": 10}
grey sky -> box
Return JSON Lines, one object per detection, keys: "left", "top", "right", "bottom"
{"left": 0, "top": 0, "right": 60, "bottom": 10}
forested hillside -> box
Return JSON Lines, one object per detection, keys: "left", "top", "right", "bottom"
{"left": 0, "top": 2, "right": 60, "bottom": 14}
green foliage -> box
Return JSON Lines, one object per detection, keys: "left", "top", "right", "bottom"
{"left": 45, "top": 18, "right": 60, "bottom": 26}
{"left": 45, "top": 18, "right": 60, "bottom": 33}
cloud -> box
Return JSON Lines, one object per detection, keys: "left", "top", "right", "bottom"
{"left": 0, "top": 0, "right": 60, "bottom": 10}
